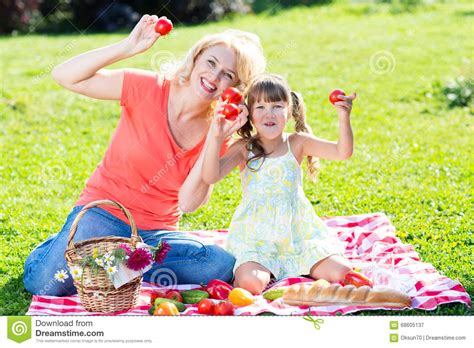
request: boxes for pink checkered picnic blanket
[26,212,471,316]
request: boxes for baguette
[282,281,411,308]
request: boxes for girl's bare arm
[300,93,356,160]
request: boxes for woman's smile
[200,77,217,94]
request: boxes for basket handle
[67,200,139,251]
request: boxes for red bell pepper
[204,279,233,300]
[343,270,373,288]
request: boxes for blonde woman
[24,14,266,296]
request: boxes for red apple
[329,89,346,105]
[165,290,184,303]
[150,290,168,305]
[221,103,240,121]
[221,87,243,105]
[154,16,173,36]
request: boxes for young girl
[202,73,361,294]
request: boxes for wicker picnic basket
[64,199,142,313]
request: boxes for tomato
[343,270,373,288]
[197,299,215,315]
[228,288,255,307]
[153,302,180,316]
[222,103,240,121]
[150,290,168,305]
[165,290,183,303]
[329,89,346,105]
[154,16,173,36]
[221,87,243,105]
[213,301,235,316]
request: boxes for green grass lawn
[0,1,472,315]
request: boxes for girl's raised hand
[334,92,357,117]
[124,15,161,56]
[210,100,249,140]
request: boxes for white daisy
[103,253,115,265]
[54,269,69,283]
[105,265,118,275]
[95,258,105,267]
[69,266,83,280]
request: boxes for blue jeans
[23,206,235,296]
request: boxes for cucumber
[148,305,156,315]
[262,288,286,301]
[153,298,186,312]
[181,290,209,304]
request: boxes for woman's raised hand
[124,14,161,56]
[210,100,249,140]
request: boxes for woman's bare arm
[51,14,161,100]
[178,136,217,213]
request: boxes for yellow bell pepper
[228,288,255,307]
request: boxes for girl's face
[251,98,289,140]
[189,44,238,101]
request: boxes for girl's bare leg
[233,261,272,295]
[310,254,353,283]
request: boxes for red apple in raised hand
[329,89,346,105]
[154,16,173,35]
[221,87,243,105]
[222,103,240,121]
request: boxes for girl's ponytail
[291,91,320,181]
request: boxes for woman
[23,14,266,296]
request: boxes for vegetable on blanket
[197,299,215,315]
[342,270,373,288]
[165,290,184,302]
[150,290,168,305]
[263,288,286,301]
[228,288,255,307]
[203,279,233,300]
[213,301,235,315]
[181,290,209,304]
[154,298,186,312]
[153,302,180,316]
[150,289,183,305]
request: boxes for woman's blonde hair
[237,73,320,181]
[168,29,266,91]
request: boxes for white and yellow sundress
[226,134,345,279]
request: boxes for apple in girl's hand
[154,16,173,35]
[221,87,243,105]
[222,103,240,121]
[329,89,346,105]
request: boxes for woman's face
[251,99,289,140]
[190,44,238,101]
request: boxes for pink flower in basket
[126,248,154,271]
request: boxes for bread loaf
[282,281,411,308]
